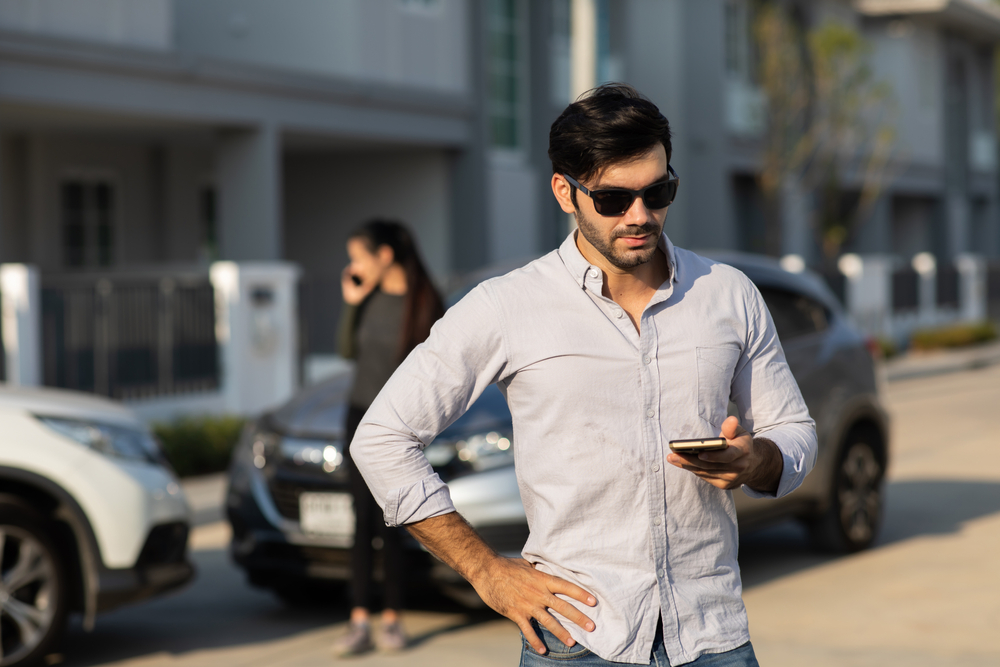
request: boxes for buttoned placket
[637,289,685,657]
[584,263,683,657]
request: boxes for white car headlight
[279,436,345,473]
[37,415,163,465]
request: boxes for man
[351,83,817,666]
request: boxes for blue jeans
[519,620,760,666]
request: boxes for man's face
[554,145,671,272]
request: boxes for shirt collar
[558,230,679,291]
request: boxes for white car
[0,385,194,667]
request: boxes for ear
[551,173,578,215]
[376,244,395,266]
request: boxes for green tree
[753,3,897,265]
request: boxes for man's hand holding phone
[667,416,783,494]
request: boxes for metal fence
[820,270,846,307]
[989,262,1000,321]
[41,271,218,400]
[892,267,919,312]
[936,264,959,308]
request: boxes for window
[758,286,830,342]
[487,0,526,149]
[61,180,115,268]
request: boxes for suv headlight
[424,430,513,473]
[238,424,345,474]
[37,416,163,465]
[279,436,345,473]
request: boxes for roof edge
[855,0,1000,41]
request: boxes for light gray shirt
[351,232,817,665]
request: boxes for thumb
[719,415,743,440]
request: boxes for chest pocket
[696,346,741,429]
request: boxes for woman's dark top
[338,289,405,410]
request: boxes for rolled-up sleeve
[731,279,818,499]
[350,282,510,526]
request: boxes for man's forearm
[405,511,500,587]
[745,436,783,495]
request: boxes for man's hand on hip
[473,556,597,654]
[666,415,784,494]
[406,512,596,655]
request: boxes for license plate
[299,492,355,538]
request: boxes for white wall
[0,0,173,50]
[174,0,469,94]
[283,149,453,284]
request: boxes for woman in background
[333,219,445,656]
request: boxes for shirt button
[614,309,623,319]
[657,569,665,578]
[646,409,655,418]
[588,268,599,278]
[653,517,661,526]
[652,463,660,472]
[643,356,651,365]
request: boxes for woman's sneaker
[377,621,408,652]
[332,621,373,657]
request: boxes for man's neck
[576,233,671,331]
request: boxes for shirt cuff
[382,473,456,527]
[741,428,813,499]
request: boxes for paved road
[54,362,1000,667]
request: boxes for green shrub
[153,415,246,478]
[876,337,898,360]
[909,321,998,352]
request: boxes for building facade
[0,0,997,407]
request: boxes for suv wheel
[0,499,69,667]
[808,436,884,553]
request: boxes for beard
[575,210,663,270]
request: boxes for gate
[41,271,218,400]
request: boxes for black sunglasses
[563,166,679,217]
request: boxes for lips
[618,234,652,248]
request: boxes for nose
[622,194,656,225]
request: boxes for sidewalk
[883,339,1000,382]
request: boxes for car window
[757,286,830,342]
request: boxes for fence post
[837,254,892,337]
[210,261,300,416]
[912,252,937,327]
[955,253,987,323]
[0,264,42,386]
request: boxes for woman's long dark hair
[349,219,445,359]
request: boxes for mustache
[612,223,661,239]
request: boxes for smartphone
[668,437,728,454]
[350,274,363,286]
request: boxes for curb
[884,341,1000,382]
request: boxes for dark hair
[548,83,672,203]
[349,219,445,359]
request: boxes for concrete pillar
[838,253,892,337]
[217,125,282,261]
[912,252,937,326]
[210,261,300,416]
[0,264,41,386]
[956,253,987,322]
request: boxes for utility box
[210,262,300,416]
